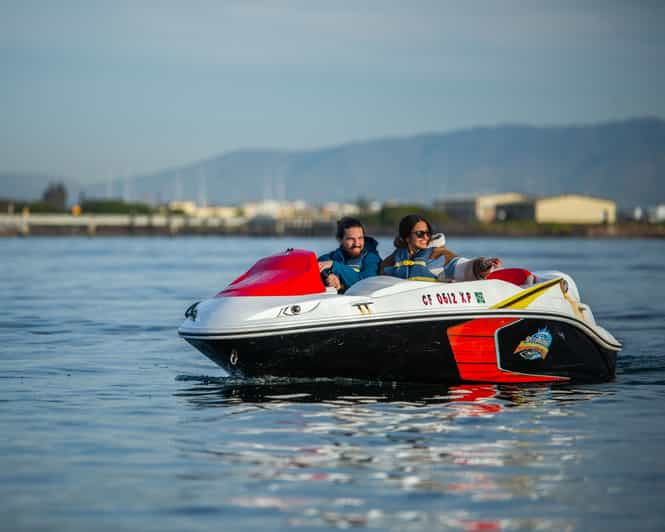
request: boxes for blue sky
[2,0,664,182]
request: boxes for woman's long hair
[394,214,432,248]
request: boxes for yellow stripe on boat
[491,277,562,310]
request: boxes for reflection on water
[174,377,612,529]
[176,374,611,405]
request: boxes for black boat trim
[179,309,621,350]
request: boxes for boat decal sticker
[514,328,553,360]
[278,301,321,317]
[491,277,562,310]
[421,290,485,307]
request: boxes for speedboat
[178,249,620,383]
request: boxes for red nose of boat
[218,249,326,297]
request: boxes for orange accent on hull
[448,318,569,383]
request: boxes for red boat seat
[219,249,326,297]
[486,268,535,286]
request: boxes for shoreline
[1,212,663,238]
[1,221,663,239]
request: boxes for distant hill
[2,118,664,208]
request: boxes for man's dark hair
[336,217,365,240]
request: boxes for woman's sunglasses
[411,230,431,238]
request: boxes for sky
[1,0,664,182]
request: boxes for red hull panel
[447,318,570,383]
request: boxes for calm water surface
[1,236,664,531]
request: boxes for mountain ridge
[2,117,664,208]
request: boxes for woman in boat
[380,214,501,281]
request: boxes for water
[1,236,664,531]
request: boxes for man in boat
[318,217,381,292]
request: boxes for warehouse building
[534,194,616,224]
[434,193,528,222]
[497,194,617,224]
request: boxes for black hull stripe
[179,310,621,350]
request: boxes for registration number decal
[421,290,485,306]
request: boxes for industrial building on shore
[435,193,617,225]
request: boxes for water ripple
[3,237,665,532]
